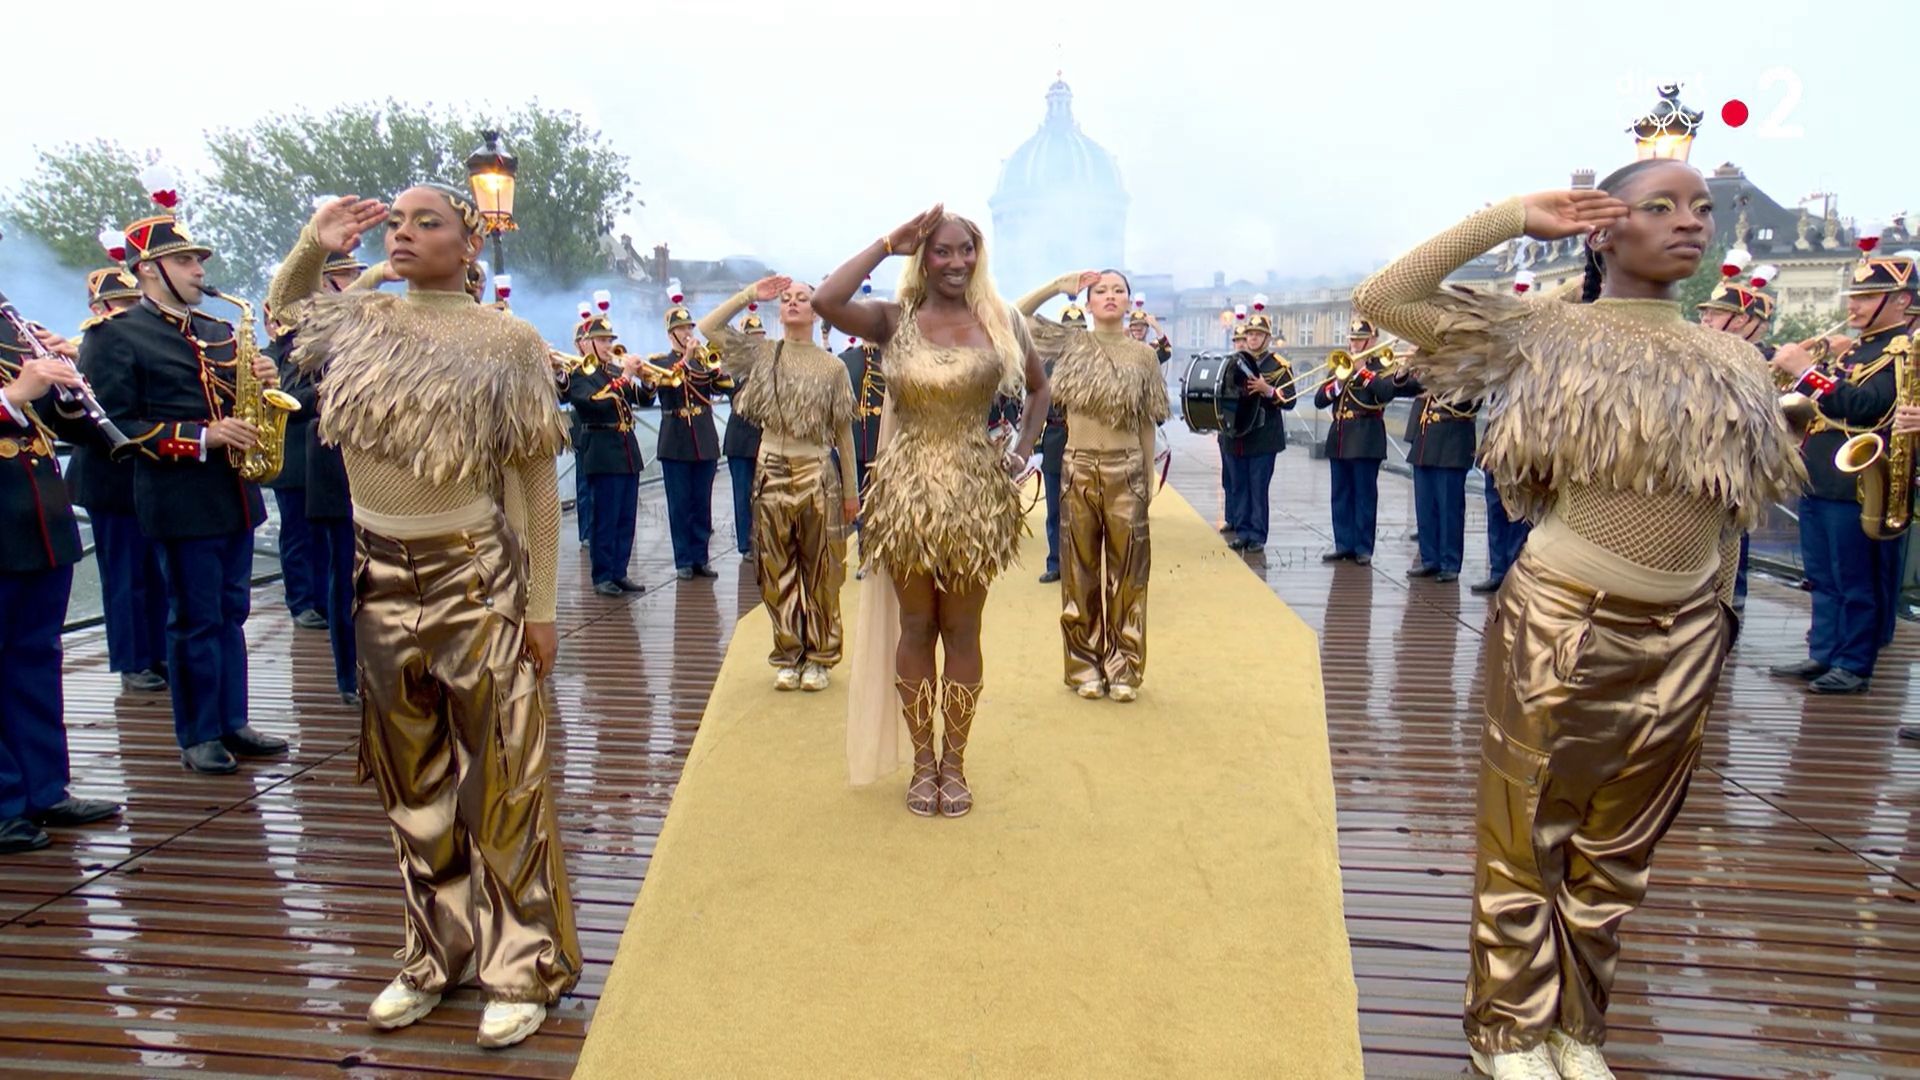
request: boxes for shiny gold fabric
[1060,448,1152,689]
[753,452,847,667]
[1466,550,1732,1053]
[353,512,581,1005]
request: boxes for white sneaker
[477,1000,546,1049]
[1546,1031,1614,1080]
[367,976,441,1030]
[1469,1044,1561,1080]
[799,663,830,692]
[774,666,801,691]
[1107,683,1138,703]
[1075,681,1106,700]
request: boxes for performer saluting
[701,276,861,693]
[1314,318,1395,565]
[1353,163,1801,1079]
[272,189,579,1048]
[1014,273,1094,583]
[84,188,290,776]
[565,300,654,596]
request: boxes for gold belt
[0,434,52,459]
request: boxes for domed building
[989,78,1128,301]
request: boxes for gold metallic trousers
[1466,550,1732,1053]
[1060,448,1152,688]
[753,452,847,667]
[353,513,581,1005]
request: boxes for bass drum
[1180,353,1234,433]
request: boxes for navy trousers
[1043,467,1063,574]
[587,472,640,584]
[1328,457,1381,558]
[1800,495,1886,677]
[272,488,320,615]
[1734,533,1751,605]
[574,468,594,544]
[1876,535,1906,647]
[157,531,254,748]
[661,458,719,570]
[728,456,755,555]
[92,510,169,674]
[317,520,357,695]
[1484,477,1532,580]
[1220,449,1244,535]
[1235,453,1277,546]
[0,566,74,818]
[1412,465,1468,573]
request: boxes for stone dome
[992,80,1126,205]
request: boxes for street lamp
[465,129,517,298]
[1630,84,1702,162]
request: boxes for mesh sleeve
[504,455,561,623]
[1352,197,1527,353]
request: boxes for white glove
[1025,452,1043,474]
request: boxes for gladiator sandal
[937,679,982,818]
[897,678,940,817]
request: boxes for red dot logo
[1721,99,1750,127]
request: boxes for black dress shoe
[0,817,50,855]
[593,580,623,597]
[1768,658,1830,681]
[340,691,363,707]
[120,669,167,692]
[1435,571,1460,583]
[615,577,647,593]
[676,567,695,581]
[181,741,239,775]
[293,609,329,630]
[32,797,120,828]
[693,564,720,579]
[1470,576,1504,595]
[1899,725,1920,744]
[1809,668,1869,695]
[1038,570,1061,583]
[1320,550,1354,563]
[1405,565,1440,579]
[1353,554,1372,566]
[221,725,290,757]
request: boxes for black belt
[584,423,631,432]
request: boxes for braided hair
[1579,159,1669,303]
[416,181,486,236]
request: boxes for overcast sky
[5,0,1902,290]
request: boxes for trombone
[1295,340,1399,386]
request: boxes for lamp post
[465,129,518,301]
[1630,84,1702,162]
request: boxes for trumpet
[1297,341,1398,386]
[1773,319,1853,390]
[1775,320,1854,435]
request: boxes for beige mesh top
[1351,197,1803,604]
[270,226,569,622]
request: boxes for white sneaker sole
[477,1009,544,1049]
[368,991,441,1031]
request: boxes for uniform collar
[141,295,193,325]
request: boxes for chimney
[652,243,671,285]
[1713,162,1743,179]
[1570,169,1596,190]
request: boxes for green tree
[0,139,170,270]
[464,103,638,290]
[1772,307,1846,347]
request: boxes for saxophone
[1834,334,1916,539]
[202,285,301,483]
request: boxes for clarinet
[0,288,133,453]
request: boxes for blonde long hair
[894,213,1025,395]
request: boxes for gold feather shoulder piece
[735,339,855,445]
[1415,288,1805,531]
[290,291,570,485]
[1050,329,1170,430]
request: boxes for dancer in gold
[700,276,860,692]
[1352,162,1802,1079]
[1017,270,1168,701]
[270,188,579,1049]
[815,205,1049,818]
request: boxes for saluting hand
[311,196,390,255]
[884,204,945,258]
[1519,189,1630,240]
[1055,270,1101,296]
[752,275,791,302]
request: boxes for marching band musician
[699,276,861,693]
[1768,249,1916,695]
[0,294,122,853]
[1126,302,1174,364]
[1221,298,1296,552]
[565,299,653,596]
[1696,255,1780,610]
[69,258,169,692]
[650,289,732,580]
[1217,311,1249,537]
[1013,272,1093,583]
[1394,357,1478,584]
[1313,317,1396,566]
[722,305,767,562]
[84,191,290,775]
[839,334,885,500]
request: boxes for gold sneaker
[477,1000,546,1049]
[1546,1031,1614,1080]
[774,666,801,691]
[367,976,440,1030]
[1469,1044,1561,1079]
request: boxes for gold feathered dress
[1352,196,1803,1056]
[271,227,581,1006]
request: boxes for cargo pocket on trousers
[1480,718,1549,792]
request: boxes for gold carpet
[574,486,1361,1079]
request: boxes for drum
[1181,353,1234,433]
